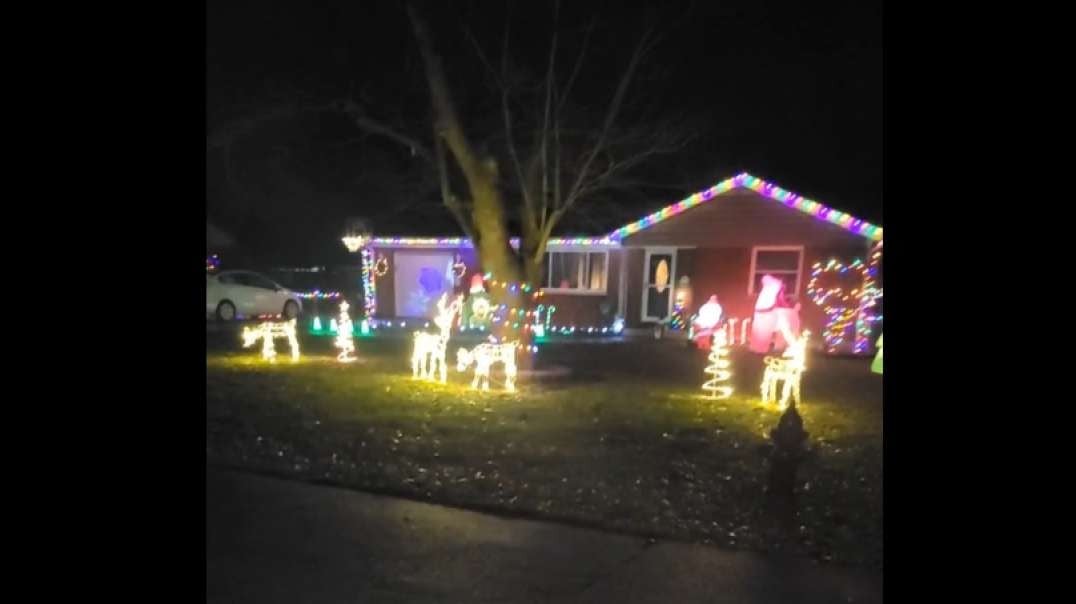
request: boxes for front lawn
[206,330,882,572]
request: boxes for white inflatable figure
[241,319,300,363]
[691,295,723,350]
[750,275,801,353]
[696,296,723,330]
[456,342,518,392]
[760,330,810,410]
[335,300,356,363]
[411,293,462,383]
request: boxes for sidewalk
[207,467,881,603]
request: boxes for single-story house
[359,172,882,340]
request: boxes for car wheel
[283,300,300,320]
[216,301,237,321]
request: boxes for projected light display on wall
[393,252,455,318]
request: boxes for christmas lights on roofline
[350,174,881,254]
[607,173,882,242]
[367,236,619,248]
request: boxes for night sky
[207,0,881,266]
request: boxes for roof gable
[609,173,882,242]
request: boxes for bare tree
[408,1,693,287]
[206,1,696,331]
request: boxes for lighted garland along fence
[306,315,626,339]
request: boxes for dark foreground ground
[208,467,882,603]
[207,325,882,576]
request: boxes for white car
[206,270,303,321]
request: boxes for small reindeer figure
[411,293,462,383]
[456,342,518,392]
[761,330,810,409]
[241,319,300,363]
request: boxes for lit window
[749,247,803,295]
[543,251,608,293]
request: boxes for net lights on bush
[334,301,357,362]
[241,320,300,363]
[607,173,882,242]
[854,244,883,354]
[702,330,734,399]
[807,258,869,353]
[806,249,882,354]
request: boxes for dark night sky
[207,0,881,266]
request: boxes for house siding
[620,188,873,335]
[539,249,623,328]
[370,245,620,327]
[622,189,870,249]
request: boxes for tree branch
[538,0,559,237]
[557,16,596,115]
[499,2,536,233]
[554,28,655,230]
[206,99,434,163]
[408,3,491,187]
[462,25,502,91]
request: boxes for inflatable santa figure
[691,295,724,350]
[749,274,802,353]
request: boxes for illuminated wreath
[374,255,389,277]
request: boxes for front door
[642,248,676,322]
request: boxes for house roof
[609,172,882,242]
[367,172,881,248]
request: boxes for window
[543,251,608,293]
[643,249,676,320]
[234,272,279,290]
[749,246,803,295]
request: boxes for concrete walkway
[207,467,881,603]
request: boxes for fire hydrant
[768,405,810,498]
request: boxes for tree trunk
[409,2,521,284]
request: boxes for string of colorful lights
[368,237,620,248]
[608,172,882,242]
[854,244,883,354]
[295,290,342,300]
[806,252,882,354]
[360,247,377,317]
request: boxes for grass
[206,328,882,572]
